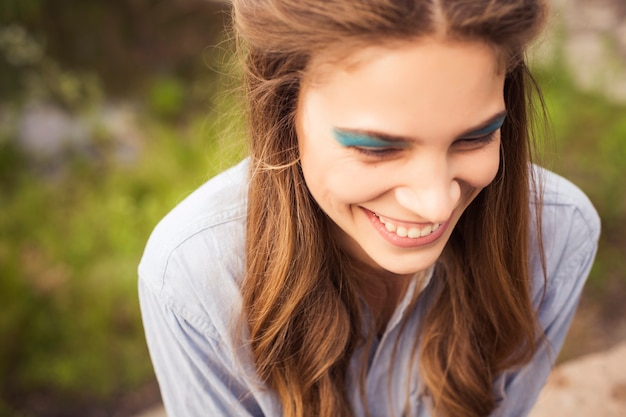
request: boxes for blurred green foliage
[534,63,626,297]
[0,114,246,415]
[0,0,240,415]
[0,1,625,416]
[0,0,229,98]
[147,76,186,119]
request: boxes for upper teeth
[377,214,441,238]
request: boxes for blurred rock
[541,0,626,103]
[134,405,166,417]
[11,101,143,172]
[17,102,89,159]
[530,342,626,417]
[97,103,144,163]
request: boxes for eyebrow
[334,110,508,144]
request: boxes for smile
[362,208,449,248]
[375,214,442,238]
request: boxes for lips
[362,208,449,248]
[376,213,442,238]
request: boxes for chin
[368,250,442,277]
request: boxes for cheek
[460,144,501,189]
[299,143,391,208]
[301,157,389,207]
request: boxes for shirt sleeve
[137,160,279,416]
[491,172,601,417]
[139,278,271,417]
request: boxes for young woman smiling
[138,1,601,416]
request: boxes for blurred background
[0,0,624,416]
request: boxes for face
[296,38,505,277]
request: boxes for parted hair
[233,1,548,416]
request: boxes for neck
[358,269,425,336]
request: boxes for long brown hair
[234,1,548,416]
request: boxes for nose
[394,168,461,224]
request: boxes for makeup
[332,128,408,148]
[465,114,506,138]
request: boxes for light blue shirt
[138,158,600,416]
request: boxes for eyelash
[456,129,499,148]
[352,147,402,158]
[351,130,499,159]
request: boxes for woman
[138,0,600,416]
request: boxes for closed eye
[349,130,499,157]
[454,113,506,149]
[454,129,500,150]
[350,146,403,158]
[332,128,408,159]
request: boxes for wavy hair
[234,1,548,416]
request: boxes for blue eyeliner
[467,115,507,137]
[332,128,405,148]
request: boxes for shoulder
[531,165,600,260]
[138,158,250,337]
[528,165,601,306]
[532,165,600,238]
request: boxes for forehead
[298,38,506,139]
[303,37,504,88]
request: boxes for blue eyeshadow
[332,129,402,148]
[467,115,507,137]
